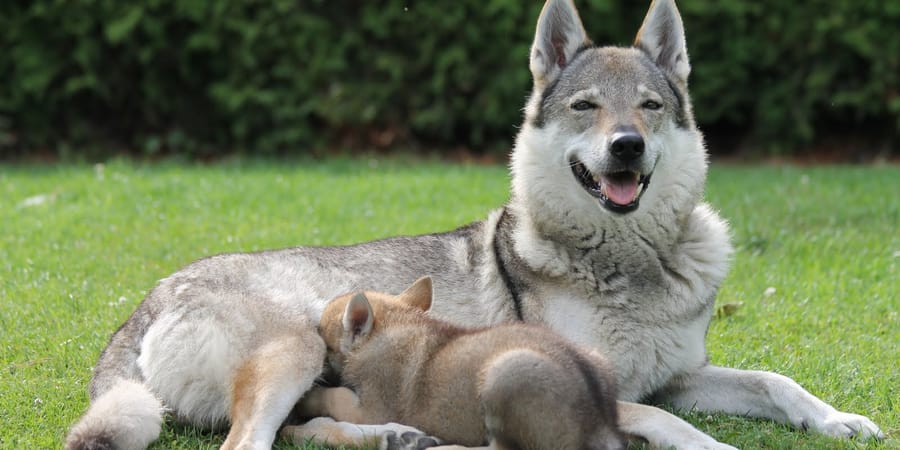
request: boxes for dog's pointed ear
[634,0,691,86]
[530,0,591,89]
[398,276,433,312]
[342,293,374,343]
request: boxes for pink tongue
[600,175,639,205]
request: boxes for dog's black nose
[610,133,645,161]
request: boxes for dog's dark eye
[642,100,662,110]
[571,100,596,111]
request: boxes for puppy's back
[475,325,624,450]
[412,323,624,449]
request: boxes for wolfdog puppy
[289,277,625,450]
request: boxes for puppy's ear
[398,276,433,312]
[634,0,691,85]
[342,293,374,344]
[530,0,591,89]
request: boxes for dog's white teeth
[635,182,644,197]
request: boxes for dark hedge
[1,0,897,158]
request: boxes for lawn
[0,158,896,449]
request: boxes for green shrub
[1,0,896,158]
[684,0,900,153]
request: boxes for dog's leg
[658,364,884,440]
[220,331,325,450]
[617,401,737,450]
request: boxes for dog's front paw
[815,411,884,440]
[379,430,442,450]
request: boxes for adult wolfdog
[67,0,883,449]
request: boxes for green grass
[0,158,897,449]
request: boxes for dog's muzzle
[572,163,651,213]
[570,132,652,213]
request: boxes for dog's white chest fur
[541,289,709,402]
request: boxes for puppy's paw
[379,430,442,450]
[816,411,884,440]
[282,417,373,446]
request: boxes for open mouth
[571,160,651,213]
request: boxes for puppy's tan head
[319,276,433,372]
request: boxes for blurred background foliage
[1,0,897,159]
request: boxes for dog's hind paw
[379,430,442,450]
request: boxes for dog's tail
[66,314,164,450]
[65,378,164,450]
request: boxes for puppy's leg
[657,364,884,440]
[296,386,367,423]
[220,331,325,450]
[282,417,430,449]
[289,386,443,449]
[617,401,737,450]
[421,446,489,450]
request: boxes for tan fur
[282,416,426,449]
[304,277,625,450]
